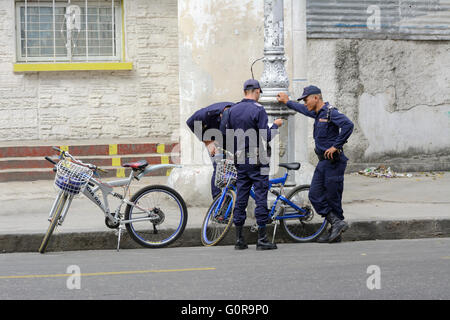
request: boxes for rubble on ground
[357,165,445,179]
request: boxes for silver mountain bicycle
[39,147,188,253]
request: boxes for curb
[1,219,450,254]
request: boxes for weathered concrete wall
[172,0,299,206]
[0,0,179,143]
[307,39,450,172]
[172,0,270,205]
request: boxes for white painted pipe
[291,0,314,184]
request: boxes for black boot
[316,228,342,243]
[256,225,277,250]
[327,212,348,243]
[316,215,341,243]
[234,225,248,250]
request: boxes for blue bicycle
[201,156,328,246]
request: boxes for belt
[315,148,341,163]
[316,152,326,161]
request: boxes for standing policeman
[277,86,354,243]
[186,101,234,199]
[223,79,283,250]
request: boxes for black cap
[297,85,321,101]
[243,79,263,93]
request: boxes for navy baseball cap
[243,79,263,93]
[297,85,321,101]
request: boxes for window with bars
[15,1,122,62]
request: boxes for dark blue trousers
[233,164,270,227]
[308,159,347,220]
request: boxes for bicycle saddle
[279,162,301,171]
[122,160,149,171]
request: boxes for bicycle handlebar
[50,146,107,173]
[45,156,57,165]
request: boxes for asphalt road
[1,238,449,301]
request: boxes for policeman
[277,86,354,243]
[223,79,283,250]
[186,101,234,199]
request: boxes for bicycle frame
[80,164,182,226]
[262,173,310,221]
[41,146,188,253]
[215,169,310,222]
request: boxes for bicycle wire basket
[54,159,93,196]
[214,159,237,188]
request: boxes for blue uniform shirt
[186,102,234,141]
[286,100,354,156]
[223,99,278,157]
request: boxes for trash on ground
[356,165,445,179]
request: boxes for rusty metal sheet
[307,0,450,40]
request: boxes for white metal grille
[16,0,121,62]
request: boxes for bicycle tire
[125,185,188,248]
[38,193,68,254]
[201,190,235,246]
[279,185,328,242]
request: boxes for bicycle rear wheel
[201,190,235,246]
[39,192,68,254]
[125,185,188,248]
[279,185,328,242]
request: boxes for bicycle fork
[47,190,74,226]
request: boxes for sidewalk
[0,172,449,253]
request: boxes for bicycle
[200,149,328,246]
[39,147,188,253]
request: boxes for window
[15,1,122,62]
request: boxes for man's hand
[276,92,289,104]
[324,146,338,159]
[204,141,217,156]
[274,118,284,127]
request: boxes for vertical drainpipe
[292,0,314,184]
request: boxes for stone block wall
[0,0,180,143]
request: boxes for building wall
[307,38,450,172]
[178,0,271,167]
[176,0,450,176]
[0,0,179,143]
[1,0,448,176]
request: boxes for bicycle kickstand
[272,222,278,244]
[116,224,125,252]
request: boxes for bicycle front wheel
[39,192,68,254]
[125,185,188,248]
[279,185,328,242]
[201,190,235,246]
